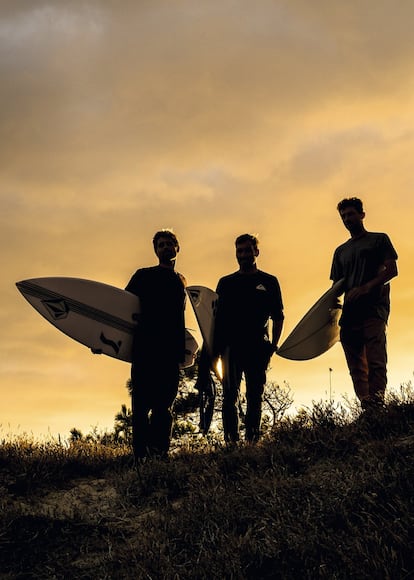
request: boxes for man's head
[235,233,259,272]
[153,229,179,266]
[337,197,364,214]
[337,197,365,235]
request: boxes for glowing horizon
[1,1,413,439]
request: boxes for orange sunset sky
[1,1,413,439]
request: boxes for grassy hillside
[1,391,413,579]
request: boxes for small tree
[229,380,294,438]
[114,403,133,444]
[263,381,294,426]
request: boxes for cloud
[3,0,414,192]
[1,0,414,437]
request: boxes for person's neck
[158,261,176,270]
[350,226,367,240]
[239,265,258,274]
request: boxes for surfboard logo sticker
[99,332,122,354]
[42,298,70,320]
[188,288,201,306]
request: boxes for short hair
[337,197,364,214]
[235,233,259,250]
[152,229,179,251]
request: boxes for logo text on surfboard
[100,332,122,355]
[42,299,69,320]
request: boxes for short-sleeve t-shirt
[125,266,186,363]
[330,232,398,324]
[213,270,284,353]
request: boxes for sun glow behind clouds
[1,0,414,438]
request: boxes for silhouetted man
[213,234,284,442]
[126,229,186,460]
[330,197,398,411]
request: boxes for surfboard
[187,285,219,433]
[186,285,218,358]
[16,277,198,368]
[277,279,344,361]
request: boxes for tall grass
[1,386,413,579]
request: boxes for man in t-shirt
[330,197,398,411]
[213,234,284,443]
[125,230,186,460]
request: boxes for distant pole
[329,368,333,402]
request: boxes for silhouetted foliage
[1,384,413,578]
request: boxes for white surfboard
[186,285,218,358]
[187,285,220,428]
[277,279,344,361]
[16,277,198,368]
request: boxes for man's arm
[271,318,284,351]
[269,276,284,352]
[346,258,398,302]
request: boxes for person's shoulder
[334,238,352,259]
[363,231,396,248]
[132,265,159,277]
[125,266,155,292]
[367,231,391,241]
[218,271,239,283]
[176,271,187,287]
[257,269,277,279]
[131,265,163,281]
[334,238,351,254]
[216,271,239,291]
[256,270,280,284]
